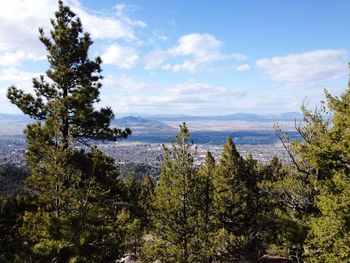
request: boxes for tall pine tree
[214,138,264,261]
[6,1,130,261]
[146,123,204,262]
[196,151,217,261]
[7,0,130,148]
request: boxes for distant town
[0,114,298,175]
[0,135,291,168]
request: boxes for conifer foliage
[290,87,350,262]
[214,138,267,261]
[148,123,203,262]
[3,1,350,262]
[7,0,130,147]
[5,1,130,262]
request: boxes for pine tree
[195,151,217,261]
[213,138,263,261]
[146,123,203,262]
[258,157,307,261]
[305,170,350,262]
[214,137,244,260]
[0,194,33,262]
[18,112,127,261]
[122,174,155,257]
[6,1,130,261]
[139,174,155,229]
[290,86,350,262]
[7,0,130,148]
[273,65,350,261]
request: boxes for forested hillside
[1,2,350,262]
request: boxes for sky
[0,0,350,116]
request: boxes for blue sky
[0,0,349,116]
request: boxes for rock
[117,253,136,263]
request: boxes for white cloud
[112,79,316,115]
[0,0,55,55]
[0,0,145,66]
[0,51,45,67]
[147,31,169,46]
[102,75,149,90]
[235,64,251,72]
[230,53,247,61]
[72,2,146,41]
[112,81,247,114]
[113,3,146,28]
[0,67,47,97]
[170,33,224,63]
[143,33,246,72]
[124,82,234,108]
[101,44,139,69]
[0,67,39,83]
[0,67,44,113]
[76,12,136,40]
[167,61,199,73]
[144,50,169,69]
[256,49,348,83]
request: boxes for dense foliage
[288,88,350,262]
[2,1,350,262]
[3,1,130,262]
[0,164,28,196]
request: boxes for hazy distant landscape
[0,112,301,145]
[0,112,300,167]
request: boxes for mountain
[0,113,31,122]
[142,112,304,122]
[112,116,159,125]
[0,114,31,135]
[0,112,304,135]
[0,112,304,123]
[279,112,304,120]
[220,112,304,121]
[112,116,175,134]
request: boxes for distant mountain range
[111,116,175,133]
[140,112,304,122]
[0,112,304,135]
[112,116,161,125]
[0,113,31,122]
[0,112,303,123]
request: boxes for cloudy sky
[0,0,349,116]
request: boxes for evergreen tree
[214,137,245,260]
[258,157,307,262]
[195,151,217,262]
[289,86,350,262]
[6,1,130,261]
[122,174,155,257]
[274,65,350,261]
[0,194,33,262]
[7,0,130,148]
[146,123,203,262]
[305,170,350,262]
[0,164,28,196]
[213,138,263,261]
[139,174,155,229]
[19,112,126,261]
